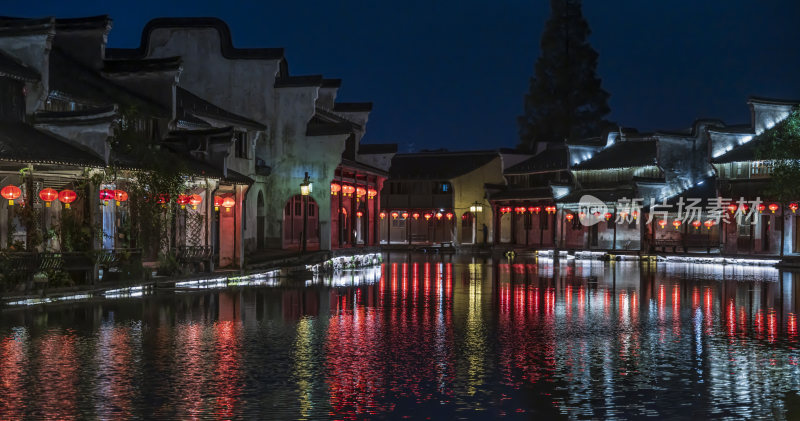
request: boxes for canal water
[2,253,800,419]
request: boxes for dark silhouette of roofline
[105,17,284,61]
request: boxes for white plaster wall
[0,33,51,112]
[36,121,112,163]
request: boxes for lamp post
[469,201,483,244]
[300,172,312,253]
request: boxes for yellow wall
[450,156,505,245]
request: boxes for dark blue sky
[10,0,800,151]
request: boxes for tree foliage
[518,0,613,152]
[756,108,800,202]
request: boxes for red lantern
[367,188,377,199]
[356,187,366,198]
[99,189,114,205]
[445,212,453,220]
[515,206,526,214]
[727,204,738,214]
[769,203,779,213]
[658,219,667,229]
[741,203,750,212]
[213,196,224,211]
[189,194,202,210]
[704,220,714,230]
[157,194,170,208]
[58,189,77,209]
[424,213,432,220]
[692,220,702,229]
[604,212,612,221]
[176,194,191,209]
[113,189,128,205]
[379,211,387,220]
[565,213,574,221]
[412,212,420,220]
[391,211,399,219]
[545,206,556,214]
[401,211,409,219]
[330,183,341,195]
[342,185,355,197]
[672,219,682,229]
[632,210,639,219]
[757,203,766,213]
[356,211,363,218]
[1,185,21,205]
[38,188,57,207]
[578,211,586,219]
[436,212,443,220]
[619,211,628,220]
[221,196,235,212]
[790,203,798,213]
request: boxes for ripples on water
[2,254,800,419]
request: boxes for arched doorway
[257,191,265,249]
[460,212,474,244]
[282,195,320,250]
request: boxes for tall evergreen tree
[518,0,613,152]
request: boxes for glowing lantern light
[114,189,128,205]
[757,203,766,213]
[330,183,341,195]
[367,188,377,199]
[741,204,750,212]
[790,203,798,213]
[545,206,556,214]
[658,219,667,229]
[213,196,224,211]
[672,219,682,229]
[342,185,355,197]
[380,211,387,219]
[529,206,541,214]
[99,189,114,205]
[177,194,191,209]
[565,213,574,221]
[58,189,77,209]
[401,211,409,219]
[515,206,526,214]
[38,188,57,207]
[356,211,363,218]
[704,220,714,230]
[221,196,235,212]
[391,211,399,219]
[412,212,420,220]
[189,194,202,210]
[424,213,432,220]
[692,220,702,229]
[436,212,443,220]
[1,185,21,206]
[632,210,639,219]
[769,203,779,213]
[578,211,585,219]
[356,187,366,198]
[619,211,629,220]
[445,212,453,220]
[604,212,612,221]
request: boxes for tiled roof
[49,47,170,117]
[389,151,498,180]
[489,187,554,201]
[572,140,658,170]
[556,188,636,204]
[711,139,762,163]
[176,87,265,130]
[358,143,398,154]
[0,50,39,81]
[505,147,568,174]
[0,121,104,167]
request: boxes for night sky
[9,0,800,152]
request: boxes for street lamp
[300,172,312,252]
[469,201,483,244]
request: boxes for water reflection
[1,255,800,418]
